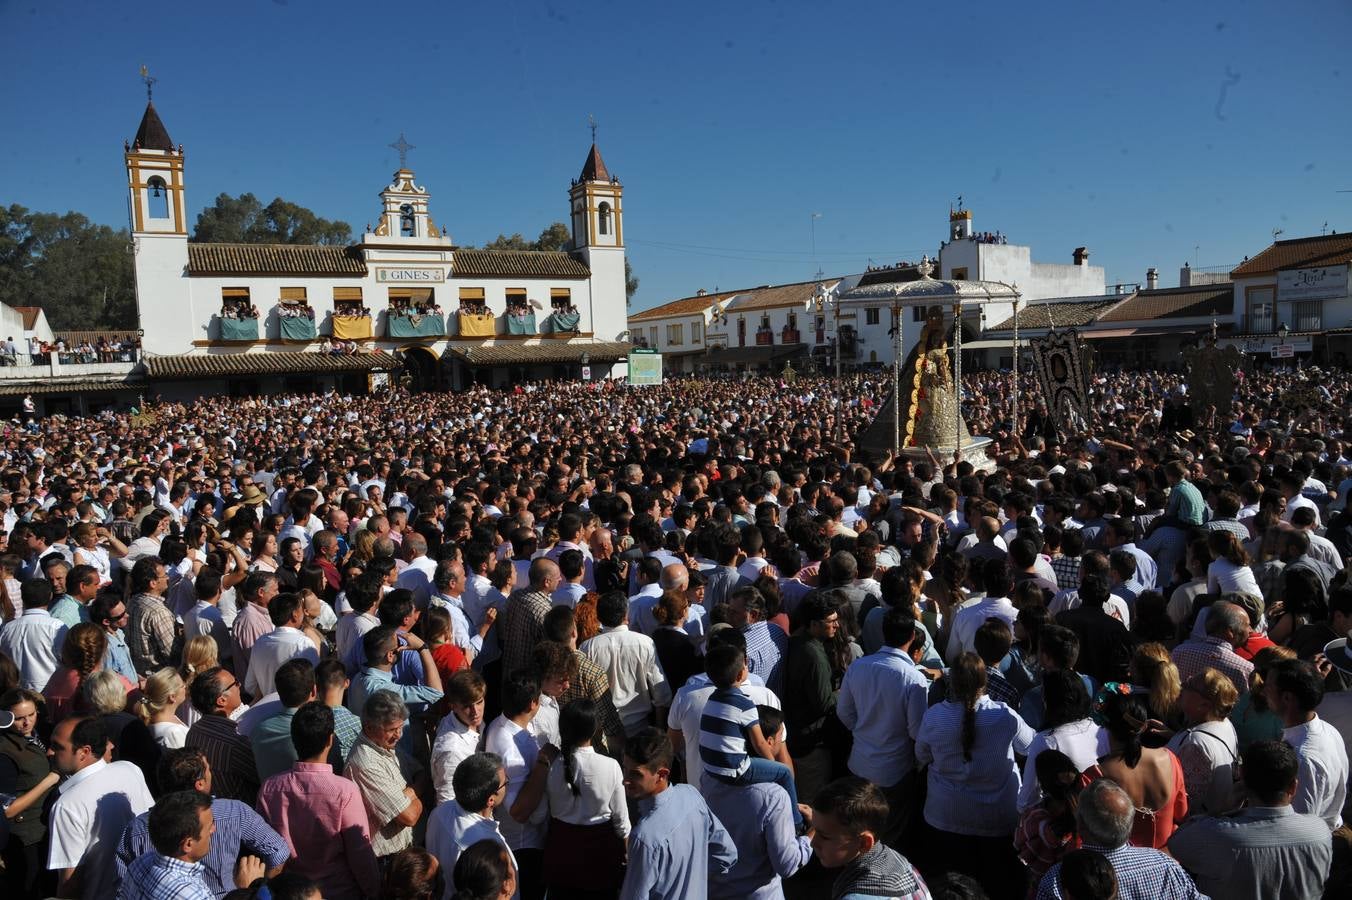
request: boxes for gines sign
[375,268,446,283]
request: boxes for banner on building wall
[1029,329,1091,428]
[628,349,663,385]
[1278,265,1348,302]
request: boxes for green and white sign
[628,349,663,385]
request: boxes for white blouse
[546,746,631,838]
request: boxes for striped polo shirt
[698,685,758,778]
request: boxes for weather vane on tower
[588,114,598,143]
[140,65,156,101]
[389,133,415,169]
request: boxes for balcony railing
[781,327,801,344]
[1292,301,1322,333]
[755,330,774,346]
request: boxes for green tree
[191,193,352,245]
[625,258,638,307]
[0,205,136,330]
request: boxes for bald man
[500,558,561,687]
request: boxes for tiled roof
[452,249,590,279]
[988,298,1120,331]
[133,101,174,151]
[13,307,42,330]
[629,292,732,322]
[1099,284,1233,322]
[145,351,397,379]
[726,281,838,313]
[55,330,140,344]
[187,243,367,277]
[855,265,925,288]
[579,143,610,182]
[453,340,633,366]
[1231,234,1352,277]
[0,376,141,397]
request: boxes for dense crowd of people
[0,364,1349,900]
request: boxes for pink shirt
[231,602,274,676]
[256,761,381,900]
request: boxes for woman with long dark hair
[1014,749,1084,897]
[916,652,1034,899]
[451,840,516,900]
[542,700,628,899]
[1017,670,1106,812]
[0,687,59,896]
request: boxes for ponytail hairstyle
[947,652,988,762]
[1091,683,1149,768]
[61,622,107,689]
[559,699,598,797]
[180,635,219,685]
[450,839,514,900]
[1034,749,1084,834]
[137,667,184,725]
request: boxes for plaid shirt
[560,650,627,755]
[127,592,178,676]
[985,668,1022,708]
[499,589,551,687]
[1171,635,1254,696]
[186,713,260,805]
[1035,842,1204,899]
[331,703,363,767]
[742,621,787,695]
[1050,555,1081,593]
[118,854,213,900]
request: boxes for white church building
[122,98,632,398]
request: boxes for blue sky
[3,0,1350,311]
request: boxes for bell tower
[568,139,627,340]
[570,143,623,250]
[125,100,187,236]
[125,82,191,356]
[365,134,449,245]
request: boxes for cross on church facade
[389,133,415,168]
[588,114,597,143]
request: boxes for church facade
[124,100,632,397]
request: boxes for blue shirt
[621,784,737,900]
[49,595,89,629]
[347,666,443,717]
[701,777,811,900]
[1036,842,1204,900]
[104,629,138,683]
[117,854,213,900]
[117,799,290,899]
[252,708,300,782]
[837,647,931,788]
[916,696,1035,837]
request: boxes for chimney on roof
[696,289,707,296]
[1073,247,1089,266]
[1146,267,1159,290]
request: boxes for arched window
[598,202,611,236]
[400,204,416,237]
[147,177,169,219]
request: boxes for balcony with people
[216,295,260,341]
[277,299,318,342]
[505,292,538,335]
[387,292,445,339]
[543,292,580,334]
[0,333,142,379]
[755,320,774,346]
[330,297,373,341]
[456,290,497,338]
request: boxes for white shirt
[946,595,1018,661]
[1167,718,1241,816]
[431,712,483,804]
[335,611,379,674]
[551,582,587,608]
[546,746,630,836]
[244,626,320,698]
[1283,494,1322,527]
[1284,715,1349,830]
[668,672,781,788]
[0,608,68,691]
[580,625,671,733]
[626,584,665,637]
[72,545,112,584]
[396,556,437,608]
[48,760,154,899]
[182,600,231,663]
[1018,719,1109,812]
[426,799,516,900]
[462,574,502,667]
[484,716,547,850]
